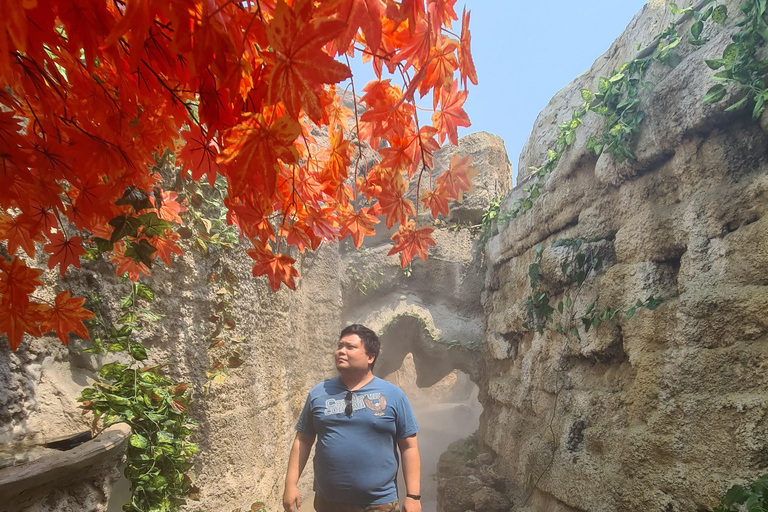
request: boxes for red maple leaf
[371,174,414,229]
[151,230,183,266]
[0,212,46,258]
[458,7,478,89]
[0,257,44,309]
[179,124,222,186]
[110,242,151,282]
[435,153,480,202]
[421,186,450,218]
[40,290,95,346]
[339,205,379,249]
[44,233,86,277]
[0,301,46,351]
[432,80,471,146]
[148,188,187,224]
[265,0,352,121]
[247,241,300,292]
[318,0,385,56]
[388,221,436,266]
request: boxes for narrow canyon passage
[385,355,482,512]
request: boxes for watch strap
[406,494,421,500]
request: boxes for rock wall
[0,240,343,512]
[478,0,768,511]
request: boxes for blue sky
[347,0,649,184]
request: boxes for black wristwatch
[406,494,421,500]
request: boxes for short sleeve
[295,393,316,436]
[394,392,419,438]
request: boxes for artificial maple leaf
[279,218,314,253]
[0,257,44,309]
[318,0,385,56]
[44,233,85,277]
[265,0,352,121]
[436,153,480,202]
[418,37,459,99]
[220,113,301,193]
[179,124,222,186]
[458,7,478,88]
[151,230,183,266]
[148,188,187,224]
[432,80,471,146]
[110,242,151,282]
[371,173,414,229]
[41,290,95,346]
[322,128,352,181]
[0,212,46,258]
[428,0,459,36]
[247,241,300,292]
[388,221,436,266]
[421,186,450,218]
[0,300,46,351]
[339,205,379,249]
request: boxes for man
[283,324,422,512]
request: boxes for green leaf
[688,38,710,46]
[561,262,571,276]
[156,431,174,444]
[609,73,625,83]
[118,311,138,324]
[702,84,727,104]
[136,283,155,301]
[120,294,134,309]
[598,77,610,93]
[124,239,157,267]
[99,362,128,381]
[107,339,129,352]
[725,95,749,112]
[585,301,596,315]
[130,434,149,449]
[723,43,740,62]
[691,20,704,39]
[705,59,726,70]
[712,4,728,24]
[115,186,153,212]
[581,89,595,102]
[139,309,165,322]
[582,317,592,332]
[129,343,148,361]
[625,306,637,320]
[570,327,581,340]
[108,215,142,243]
[92,237,114,254]
[138,212,176,238]
[558,301,564,314]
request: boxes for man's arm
[397,434,422,512]
[283,431,315,512]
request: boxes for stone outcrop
[475,0,768,511]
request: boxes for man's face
[335,334,374,373]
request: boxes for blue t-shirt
[295,376,419,505]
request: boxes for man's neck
[339,369,375,391]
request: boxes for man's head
[335,324,380,373]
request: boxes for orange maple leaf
[318,0,385,56]
[151,230,183,266]
[435,153,480,202]
[265,0,352,121]
[148,188,187,224]
[458,7,478,89]
[44,233,85,277]
[0,212,46,258]
[421,186,450,218]
[110,242,151,282]
[371,174,414,229]
[179,124,222,186]
[220,113,301,193]
[247,241,300,292]
[388,221,436,266]
[339,205,379,249]
[0,301,46,351]
[432,80,471,146]
[41,290,95,346]
[0,257,44,309]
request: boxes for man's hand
[283,484,301,512]
[402,496,422,512]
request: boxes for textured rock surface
[478,0,768,511]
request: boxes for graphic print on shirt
[364,394,387,416]
[323,392,387,415]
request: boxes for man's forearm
[285,432,314,487]
[399,437,421,495]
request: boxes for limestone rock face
[479,1,768,511]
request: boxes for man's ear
[367,352,375,365]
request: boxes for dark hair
[339,324,380,370]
